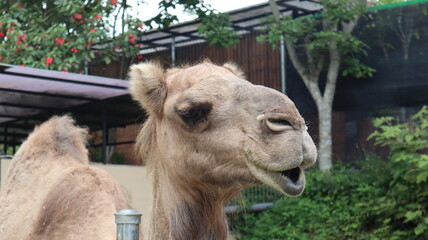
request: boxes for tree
[0,0,239,76]
[258,0,375,171]
[369,0,428,60]
[0,0,133,73]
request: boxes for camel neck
[149,167,231,240]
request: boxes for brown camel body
[129,61,317,239]
[0,116,132,240]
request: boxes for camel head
[129,61,317,197]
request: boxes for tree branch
[343,20,357,35]
[285,40,307,79]
[285,40,322,104]
[323,42,340,104]
[304,37,314,70]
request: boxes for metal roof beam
[1,72,127,90]
[0,87,96,101]
[160,30,203,40]
[0,140,23,146]
[0,102,61,111]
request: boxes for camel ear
[223,62,246,79]
[129,62,166,115]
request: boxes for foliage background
[0,0,239,75]
[235,106,428,240]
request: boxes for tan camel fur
[129,61,317,240]
[0,116,133,240]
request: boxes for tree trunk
[317,102,333,171]
[402,37,411,60]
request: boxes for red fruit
[45,57,54,66]
[55,37,65,45]
[18,34,26,41]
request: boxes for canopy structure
[0,64,142,161]
[0,0,323,160]
[93,0,323,55]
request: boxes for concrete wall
[0,159,153,239]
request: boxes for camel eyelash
[177,102,212,125]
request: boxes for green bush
[364,106,428,239]
[235,164,374,240]
[235,106,428,240]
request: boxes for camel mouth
[273,167,305,196]
[280,167,300,184]
[257,166,305,197]
[244,147,306,196]
[245,160,305,197]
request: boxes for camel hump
[29,166,130,239]
[16,115,89,164]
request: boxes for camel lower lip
[275,167,305,196]
[245,160,306,197]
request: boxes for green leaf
[104,56,111,65]
[404,210,422,222]
[414,222,427,235]
[416,171,428,184]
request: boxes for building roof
[0,64,142,147]
[132,0,323,54]
[0,0,323,148]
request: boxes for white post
[115,209,142,240]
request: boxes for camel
[0,61,316,240]
[128,61,317,239]
[0,116,134,240]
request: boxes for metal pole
[102,103,108,164]
[171,37,176,67]
[115,209,142,240]
[280,36,287,95]
[3,127,8,154]
[269,0,287,95]
[84,60,89,75]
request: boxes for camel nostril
[266,118,293,132]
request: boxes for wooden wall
[142,32,283,91]
[88,31,373,164]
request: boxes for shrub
[364,106,428,239]
[235,164,374,240]
[235,106,428,240]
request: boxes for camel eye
[177,102,212,126]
